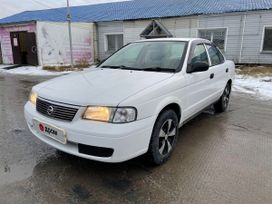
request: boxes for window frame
[198,27,228,52]
[191,43,210,65]
[261,26,272,53]
[204,43,226,66]
[104,32,124,52]
[187,40,211,73]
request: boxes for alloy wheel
[158,119,177,156]
[223,85,230,109]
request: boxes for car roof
[134,38,205,43]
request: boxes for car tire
[147,109,179,165]
[214,83,231,113]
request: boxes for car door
[205,44,228,100]
[182,42,214,120]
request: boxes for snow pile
[234,75,272,99]
[0,65,72,76]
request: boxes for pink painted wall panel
[0,23,36,64]
[37,22,94,66]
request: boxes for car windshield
[99,41,187,72]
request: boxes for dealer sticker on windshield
[33,119,67,144]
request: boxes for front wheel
[147,109,179,165]
[214,83,231,113]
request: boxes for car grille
[36,98,79,122]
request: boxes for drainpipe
[66,0,74,68]
[239,14,247,64]
[93,22,99,64]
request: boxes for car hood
[35,68,173,106]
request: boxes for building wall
[0,23,36,64]
[36,21,94,66]
[97,21,123,60]
[199,11,272,64]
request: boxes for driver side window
[191,44,209,65]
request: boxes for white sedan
[24,38,235,165]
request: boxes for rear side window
[206,44,225,66]
[191,44,209,64]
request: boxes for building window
[199,29,227,50]
[105,34,124,52]
[262,27,272,52]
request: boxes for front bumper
[24,102,156,163]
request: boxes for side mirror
[189,62,209,73]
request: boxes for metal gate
[10,31,38,65]
[26,32,38,65]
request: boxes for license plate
[33,119,67,144]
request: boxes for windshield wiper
[101,65,122,69]
[101,65,176,72]
[101,65,139,70]
[142,67,176,73]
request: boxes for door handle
[210,73,214,79]
[226,68,229,73]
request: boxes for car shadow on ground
[22,109,223,203]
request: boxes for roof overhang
[0,20,36,27]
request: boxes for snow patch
[0,65,72,76]
[234,74,272,100]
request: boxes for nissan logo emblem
[47,106,54,115]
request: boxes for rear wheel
[214,83,231,113]
[147,109,179,165]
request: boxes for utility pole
[67,0,74,68]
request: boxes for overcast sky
[0,0,127,19]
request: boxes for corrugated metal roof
[0,0,272,25]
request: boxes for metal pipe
[239,14,247,64]
[67,0,74,68]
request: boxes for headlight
[113,108,137,123]
[83,106,137,123]
[83,106,114,122]
[29,91,38,105]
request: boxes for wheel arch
[154,97,183,124]
[227,79,232,86]
[158,103,182,123]
[227,79,232,93]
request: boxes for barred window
[199,29,227,50]
[263,27,272,51]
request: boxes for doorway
[10,32,38,65]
